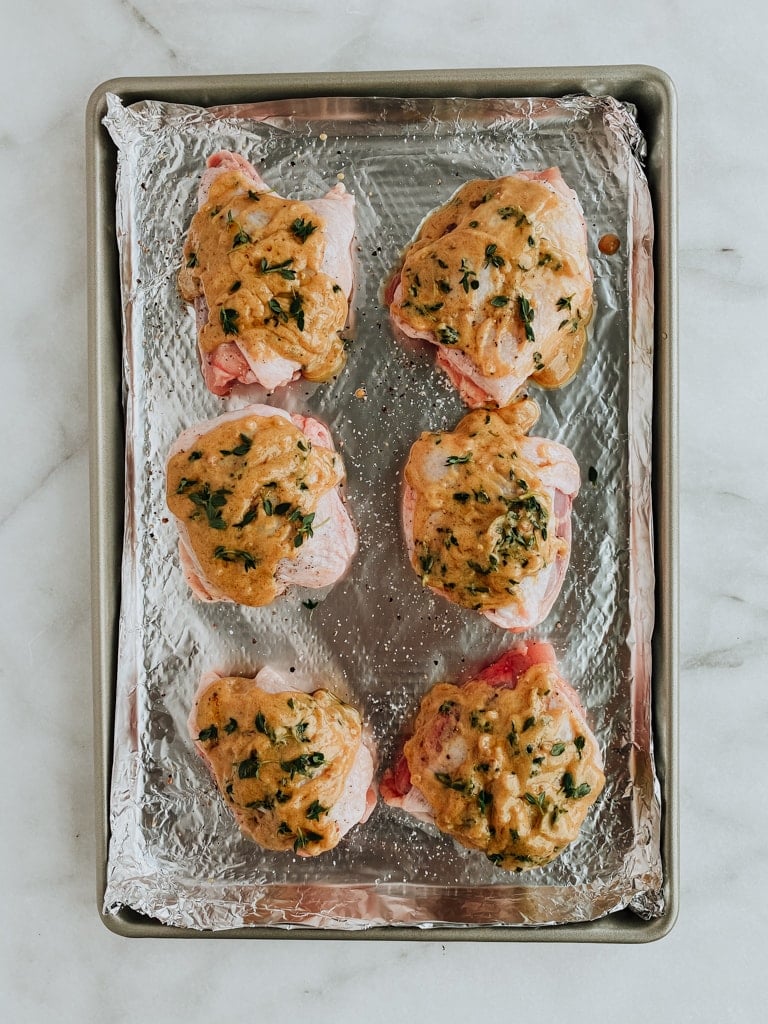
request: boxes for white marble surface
[2,0,766,1019]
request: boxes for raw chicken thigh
[402,397,579,631]
[190,667,376,856]
[389,169,593,407]
[380,643,605,870]
[179,151,355,396]
[166,404,356,606]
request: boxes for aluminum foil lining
[102,91,663,931]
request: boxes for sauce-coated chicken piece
[166,405,356,606]
[402,397,579,631]
[190,667,376,856]
[389,169,593,407]
[179,151,355,396]
[380,643,605,870]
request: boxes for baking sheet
[96,83,667,933]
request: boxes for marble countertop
[2,0,765,1019]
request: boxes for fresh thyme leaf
[234,506,258,528]
[220,433,252,457]
[556,295,573,310]
[290,510,315,547]
[437,279,452,293]
[274,502,292,516]
[524,791,549,814]
[458,259,478,293]
[306,799,328,821]
[302,598,319,610]
[487,853,504,866]
[434,772,473,794]
[188,484,231,530]
[445,453,472,465]
[232,227,251,248]
[291,217,317,242]
[246,795,275,811]
[550,742,566,756]
[518,295,535,342]
[223,718,238,734]
[490,295,509,307]
[238,753,261,779]
[477,789,493,814]
[467,559,494,576]
[497,206,528,227]
[266,297,288,324]
[574,736,585,758]
[186,252,198,268]
[437,324,459,344]
[247,189,261,201]
[419,551,434,575]
[532,351,545,371]
[220,307,240,335]
[259,257,296,280]
[280,752,325,778]
[198,725,218,742]
[452,492,470,503]
[289,291,305,331]
[229,280,242,293]
[484,243,505,269]
[293,720,310,742]
[470,711,493,733]
[175,477,198,495]
[293,827,323,852]
[562,772,591,799]
[188,451,202,462]
[588,466,598,484]
[254,711,277,743]
[213,546,258,571]
[438,701,457,714]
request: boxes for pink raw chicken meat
[389,168,593,408]
[166,404,356,606]
[180,151,356,396]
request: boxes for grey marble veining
[2,0,767,1020]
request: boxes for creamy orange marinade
[166,412,342,606]
[393,176,592,389]
[178,167,347,380]
[404,400,566,612]
[405,664,605,869]
[191,677,362,855]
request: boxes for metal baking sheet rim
[86,65,678,942]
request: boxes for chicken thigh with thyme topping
[166,405,356,606]
[402,397,579,631]
[179,151,355,396]
[190,667,376,856]
[389,168,593,407]
[380,643,605,871]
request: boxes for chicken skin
[380,643,605,871]
[389,168,593,407]
[402,397,579,631]
[166,405,356,606]
[179,151,355,396]
[190,667,376,856]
